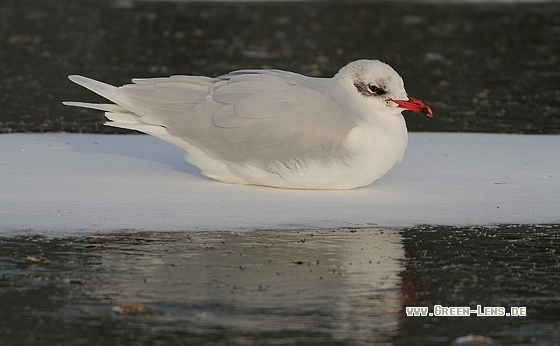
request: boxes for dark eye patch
[354,81,387,97]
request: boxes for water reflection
[86,229,404,345]
[2,225,558,345]
[396,225,560,346]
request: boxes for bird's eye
[368,84,382,94]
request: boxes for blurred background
[1,0,559,134]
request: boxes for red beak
[391,97,433,117]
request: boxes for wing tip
[67,75,89,84]
[62,101,88,108]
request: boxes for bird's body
[64,60,432,189]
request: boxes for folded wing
[64,70,356,164]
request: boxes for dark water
[1,226,559,346]
[0,0,559,134]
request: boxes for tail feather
[64,75,174,137]
[64,75,146,129]
[104,121,165,134]
[62,101,129,113]
[64,75,139,119]
[104,112,142,123]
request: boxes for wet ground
[0,0,559,133]
[1,225,559,346]
[2,0,560,345]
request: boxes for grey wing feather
[62,101,129,113]
[64,71,356,163]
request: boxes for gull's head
[334,59,433,118]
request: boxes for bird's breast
[341,116,408,185]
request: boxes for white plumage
[64,60,432,189]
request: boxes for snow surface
[1,133,558,236]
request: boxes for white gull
[64,59,432,189]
